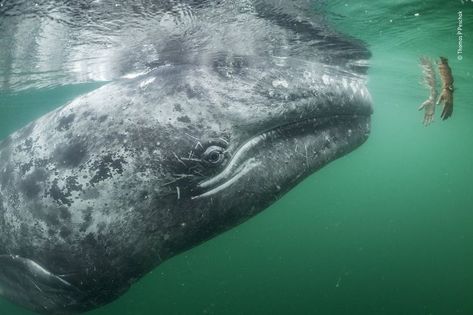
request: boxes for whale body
[0,1,372,314]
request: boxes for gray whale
[0,1,372,314]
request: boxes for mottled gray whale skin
[0,1,372,314]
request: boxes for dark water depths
[1,0,473,314]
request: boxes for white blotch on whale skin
[272,79,289,88]
[274,56,289,67]
[321,74,329,85]
[121,70,150,79]
[139,77,156,89]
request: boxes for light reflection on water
[0,0,370,92]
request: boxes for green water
[1,1,473,314]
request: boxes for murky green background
[1,1,473,314]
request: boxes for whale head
[128,45,372,258]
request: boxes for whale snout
[190,63,373,205]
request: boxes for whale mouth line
[191,158,261,200]
[193,112,370,199]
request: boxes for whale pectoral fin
[0,254,84,314]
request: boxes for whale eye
[203,145,225,165]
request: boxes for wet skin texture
[0,1,372,314]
